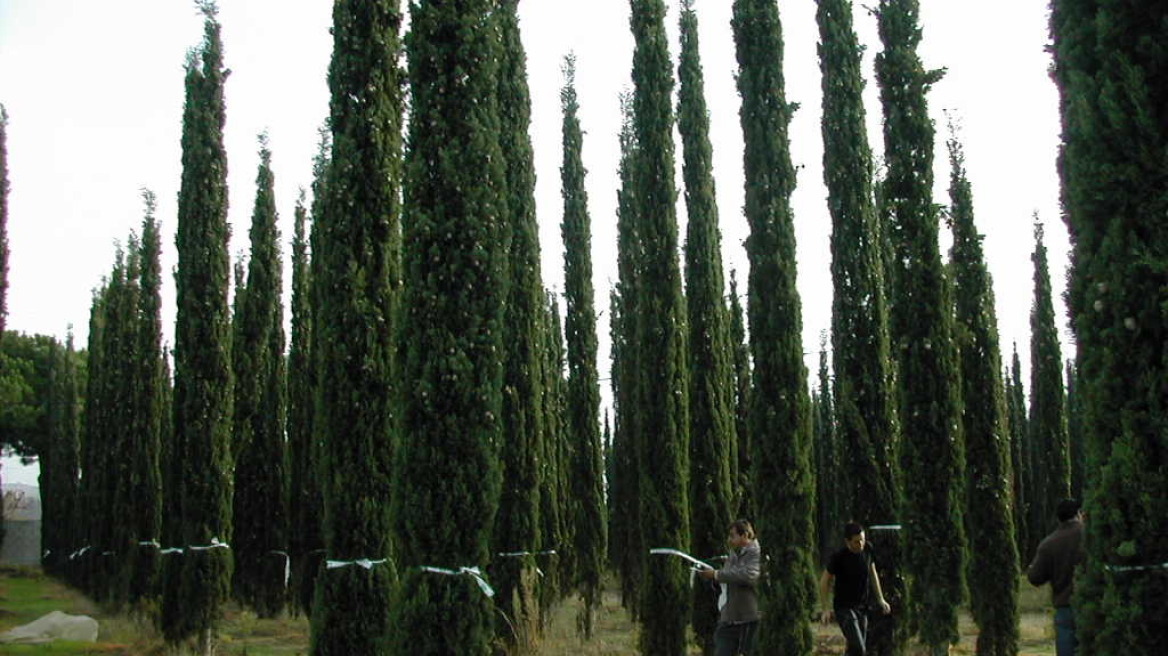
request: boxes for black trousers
[714,620,758,656]
[836,606,869,656]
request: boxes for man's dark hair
[1057,498,1082,522]
[843,522,864,539]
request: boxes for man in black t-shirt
[819,522,891,656]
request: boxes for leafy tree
[559,54,607,639]
[41,333,80,578]
[948,135,1019,655]
[876,1,966,652]
[1027,220,1069,541]
[732,0,817,651]
[492,1,546,634]
[0,332,53,457]
[812,336,838,566]
[628,1,692,651]
[1005,346,1029,565]
[392,1,506,652]
[1065,359,1084,500]
[677,3,735,651]
[309,0,404,651]
[1051,1,1168,650]
[231,138,288,618]
[816,2,905,650]
[727,271,752,520]
[164,4,234,647]
[538,291,570,615]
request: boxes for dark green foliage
[1027,221,1069,542]
[392,1,505,652]
[309,0,403,651]
[288,185,322,617]
[0,104,8,337]
[164,5,234,645]
[127,192,165,607]
[0,332,54,457]
[732,0,817,652]
[609,94,645,618]
[493,1,546,633]
[728,271,752,520]
[41,334,80,578]
[948,136,1019,655]
[559,54,606,638]
[538,292,571,614]
[628,1,692,651]
[1005,347,1029,566]
[813,337,838,566]
[816,2,905,650]
[677,3,735,650]
[231,140,288,618]
[1051,1,1168,651]
[876,1,966,651]
[1065,360,1084,500]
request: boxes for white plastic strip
[326,558,387,570]
[1105,562,1168,573]
[271,550,291,587]
[189,537,230,551]
[420,565,495,598]
[649,548,714,571]
[497,549,557,558]
[139,540,161,548]
[160,547,185,555]
[868,525,902,531]
[68,546,91,561]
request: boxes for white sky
[0,1,1069,485]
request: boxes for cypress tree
[677,3,736,651]
[128,191,165,607]
[1,104,8,337]
[165,3,234,647]
[610,92,645,617]
[876,2,966,652]
[310,0,403,651]
[559,54,606,638]
[813,335,839,566]
[1027,220,1069,539]
[493,1,546,634]
[232,138,288,618]
[732,0,817,651]
[41,333,81,578]
[392,1,506,651]
[628,1,692,651]
[728,270,752,520]
[1064,360,1084,500]
[817,2,905,650]
[287,186,321,617]
[1051,1,1168,649]
[80,285,110,595]
[947,135,1019,655]
[1005,346,1029,565]
[538,291,569,614]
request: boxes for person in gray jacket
[699,519,761,656]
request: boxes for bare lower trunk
[198,627,213,656]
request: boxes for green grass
[2,565,1061,655]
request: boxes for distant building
[2,483,42,566]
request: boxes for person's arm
[716,544,760,587]
[1027,545,1050,586]
[869,561,891,614]
[819,569,834,623]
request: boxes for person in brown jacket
[1027,498,1086,656]
[698,520,760,656]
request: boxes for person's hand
[876,599,891,615]
[820,609,834,624]
[698,567,717,581]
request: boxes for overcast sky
[1,1,1069,486]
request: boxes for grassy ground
[1,565,1057,655]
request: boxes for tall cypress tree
[392,1,506,652]
[80,285,110,595]
[538,291,569,614]
[41,333,80,578]
[166,3,234,647]
[493,1,546,634]
[1027,220,1069,539]
[948,136,1019,655]
[310,0,403,651]
[628,1,692,651]
[287,186,321,617]
[677,3,736,651]
[732,1,817,651]
[1064,359,1084,500]
[813,335,839,566]
[817,2,905,651]
[610,92,645,617]
[559,54,606,638]
[1051,2,1168,649]
[876,2,966,652]
[1006,346,1029,565]
[728,270,752,520]
[0,104,8,337]
[232,138,288,618]
[128,191,164,607]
